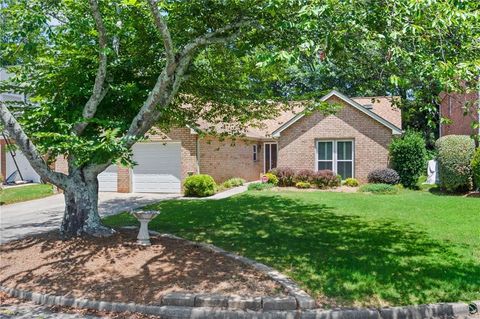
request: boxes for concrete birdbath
[130,210,160,246]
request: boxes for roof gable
[271,90,403,137]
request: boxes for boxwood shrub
[295,181,311,189]
[184,174,217,197]
[264,172,279,185]
[389,130,427,188]
[367,168,400,185]
[343,177,359,187]
[472,148,480,189]
[435,135,475,192]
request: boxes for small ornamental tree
[389,130,427,188]
[435,135,475,192]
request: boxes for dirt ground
[0,230,285,305]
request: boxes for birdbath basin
[131,210,160,246]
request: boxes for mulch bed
[0,230,285,305]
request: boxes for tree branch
[146,0,175,68]
[123,19,255,147]
[73,0,108,135]
[180,20,254,58]
[0,102,69,188]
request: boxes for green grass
[0,184,54,205]
[104,188,480,307]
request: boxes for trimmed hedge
[295,181,311,189]
[264,172,279,185]
[343,178,359,187]
[313,170,341,189]
[295,169,316,183]
[269,167,295,186]
[367,168,400,185]
[472,148,480,189]
[184,174,217,197]
[435,135,475,192]
[222,177,245,189]
[389,130,427,188]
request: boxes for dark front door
[264,143,277,172]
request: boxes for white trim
[263,142,278,173]
[272,90,403,137]
[315,139,355,179]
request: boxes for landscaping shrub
[359,183,398,195]
[269,167,295,186]
[248,182,275,191]
[295,169,316,183]
[435,135,475,192]
[472,148,480,190]
[264,172,279,185]
[222,177,246,189]
[312,170,341,189]
[295,181,311,189]
[343,178,359,187]
[367,168,400,185]
[184,174,217,197]
[389,130,427,188]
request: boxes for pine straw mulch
[0,229,285,306]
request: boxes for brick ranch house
[49,90,402,194]
[2,90,402,192]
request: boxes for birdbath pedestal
[131,210,160,246]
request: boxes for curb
[0,286,476,319]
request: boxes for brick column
[117,167,131,193]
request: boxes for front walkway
[0,192,179,244]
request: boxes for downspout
[195,135,200,174]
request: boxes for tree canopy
[0,0,478,236]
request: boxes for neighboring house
[54,90,401,194]
[439,91,480,137]
[0,69,41,184]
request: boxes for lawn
[103,189,480,308]
[0,184,54,205]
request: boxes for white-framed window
[253,144,258,161]
[316,140,354,179]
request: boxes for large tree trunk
[61,169,114,237]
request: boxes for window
[253,145,258,161]
[316,140,354,179]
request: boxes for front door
[264,143,278,172]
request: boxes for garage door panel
[132,143,181,193]
[98,165,117,192]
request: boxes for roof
[194,90,402,139]
[271,90,402,137]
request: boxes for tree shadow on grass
[118,193,480,307]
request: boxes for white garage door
[98,165,118,192]
[132,142,181,193]
[6,150,41,183]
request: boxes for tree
[1,0,478,237]
[273,0,480,147]
[0,0,305,237]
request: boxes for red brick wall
[277,96,394,182]
[198,137,263,183]
[117,167,131,193]
[440,92,479,136]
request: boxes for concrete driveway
[0,192,179,243]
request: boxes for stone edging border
[2,230,479,318]
[152,231,316,310]
[1,286,478,319]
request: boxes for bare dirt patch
[0,230,285,305]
